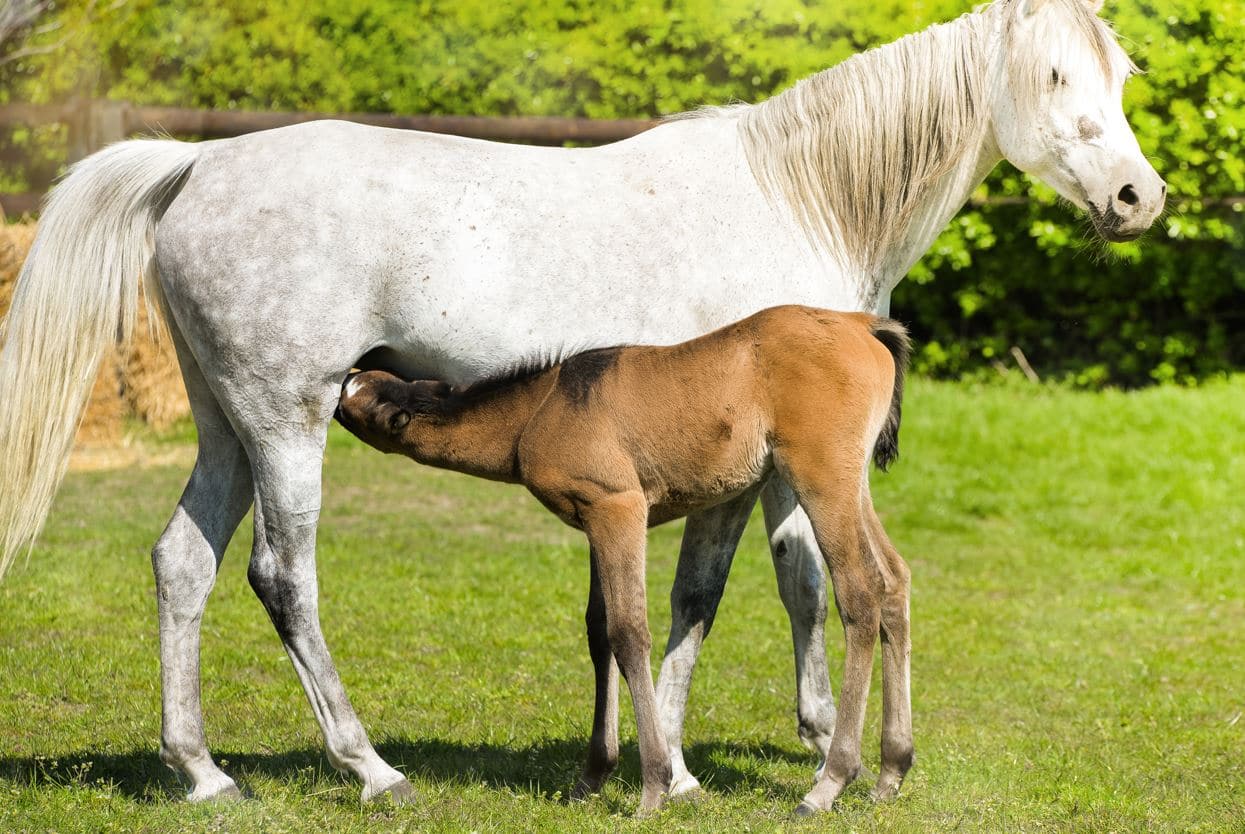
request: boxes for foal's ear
[389,410,411,432]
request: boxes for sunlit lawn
[2,378,1243,832]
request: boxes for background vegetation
[0,0,1241,385]
[3,380,1243,832]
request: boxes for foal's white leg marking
[152,343,253,801]
[760,479,837,775]
[656,486,762,796]
[243,430,410,804]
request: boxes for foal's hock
[337,305,914,814]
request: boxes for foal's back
[517,306,896,526]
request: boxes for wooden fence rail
[0,99,659,216]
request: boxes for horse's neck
[874,138,1003,298]
[733,5,1007,310]
[409,373,557,483]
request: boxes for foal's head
[336,371,450,453]
[992,0,1165,241]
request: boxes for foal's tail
[869,317,911,473]
[0,139,199,579]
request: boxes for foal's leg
[777,455,883,814]
[655,484,762,796]
[152,337,254,801]
[581,492,671,813]
[571,554,619,798]
[863,503,914,801]
[241,420,412,803]
[760,479,838,768]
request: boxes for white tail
[0,139,199,578]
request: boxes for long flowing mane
[714,0,1128,276]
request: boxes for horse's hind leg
[571,552,619,799]
[239,411,413,804]
[760,479,838,770]
[863,502,913,801]
[153,335,254,800]
[655,484,761,796]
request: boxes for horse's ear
[1021,0,1105,16]
[1019,0,1051,18]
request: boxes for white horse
[0,0,1162,813]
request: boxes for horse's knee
[771,531,828,617]
[669,582,721,634]
[607,619,652,672]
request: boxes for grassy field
[2,378,1243,832]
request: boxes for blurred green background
[1,0,1241,385]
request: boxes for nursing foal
[336,305,913,814]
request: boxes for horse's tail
[869,317,911,473]
[0,139,199,579]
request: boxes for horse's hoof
[792,801,820,818]
[667,771,703,798]
[188,781,244,803]
[568,778,601,802]
[372,777,417,806]
[634,792,667,818]
[665,784,705,805]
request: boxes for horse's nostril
[1117,184,1139,207]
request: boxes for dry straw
[0,221,189,441]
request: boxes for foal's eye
[1050,68,1067,88]
[389,410,411,432]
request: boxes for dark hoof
[792,801,820,818]
[568,779,600,802]
[375,778,417,806]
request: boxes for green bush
[2,0,1241,385]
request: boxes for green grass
[2,378,1244,832]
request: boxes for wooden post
[64,97,90,163]
[65,99,127,163]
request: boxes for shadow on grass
[0,737,813,805]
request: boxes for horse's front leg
[760,477,837,774]
[655,485,762,796]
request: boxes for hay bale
[0,221,189,440]
[121,305,190,429]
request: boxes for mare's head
[991,0,1164,241]
[336,371,451,453]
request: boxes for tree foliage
[2,0,1241,385]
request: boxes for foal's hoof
[569,777,602,802]
[635,791,668,818]
[372,777,417,806]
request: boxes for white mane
[713,0,1129,276]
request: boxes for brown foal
[336,304,914,814]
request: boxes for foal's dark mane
[406,345,629,417]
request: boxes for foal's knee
[607,619,652,674]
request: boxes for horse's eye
[389,410,411,432]
[1050,68,1066,88]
